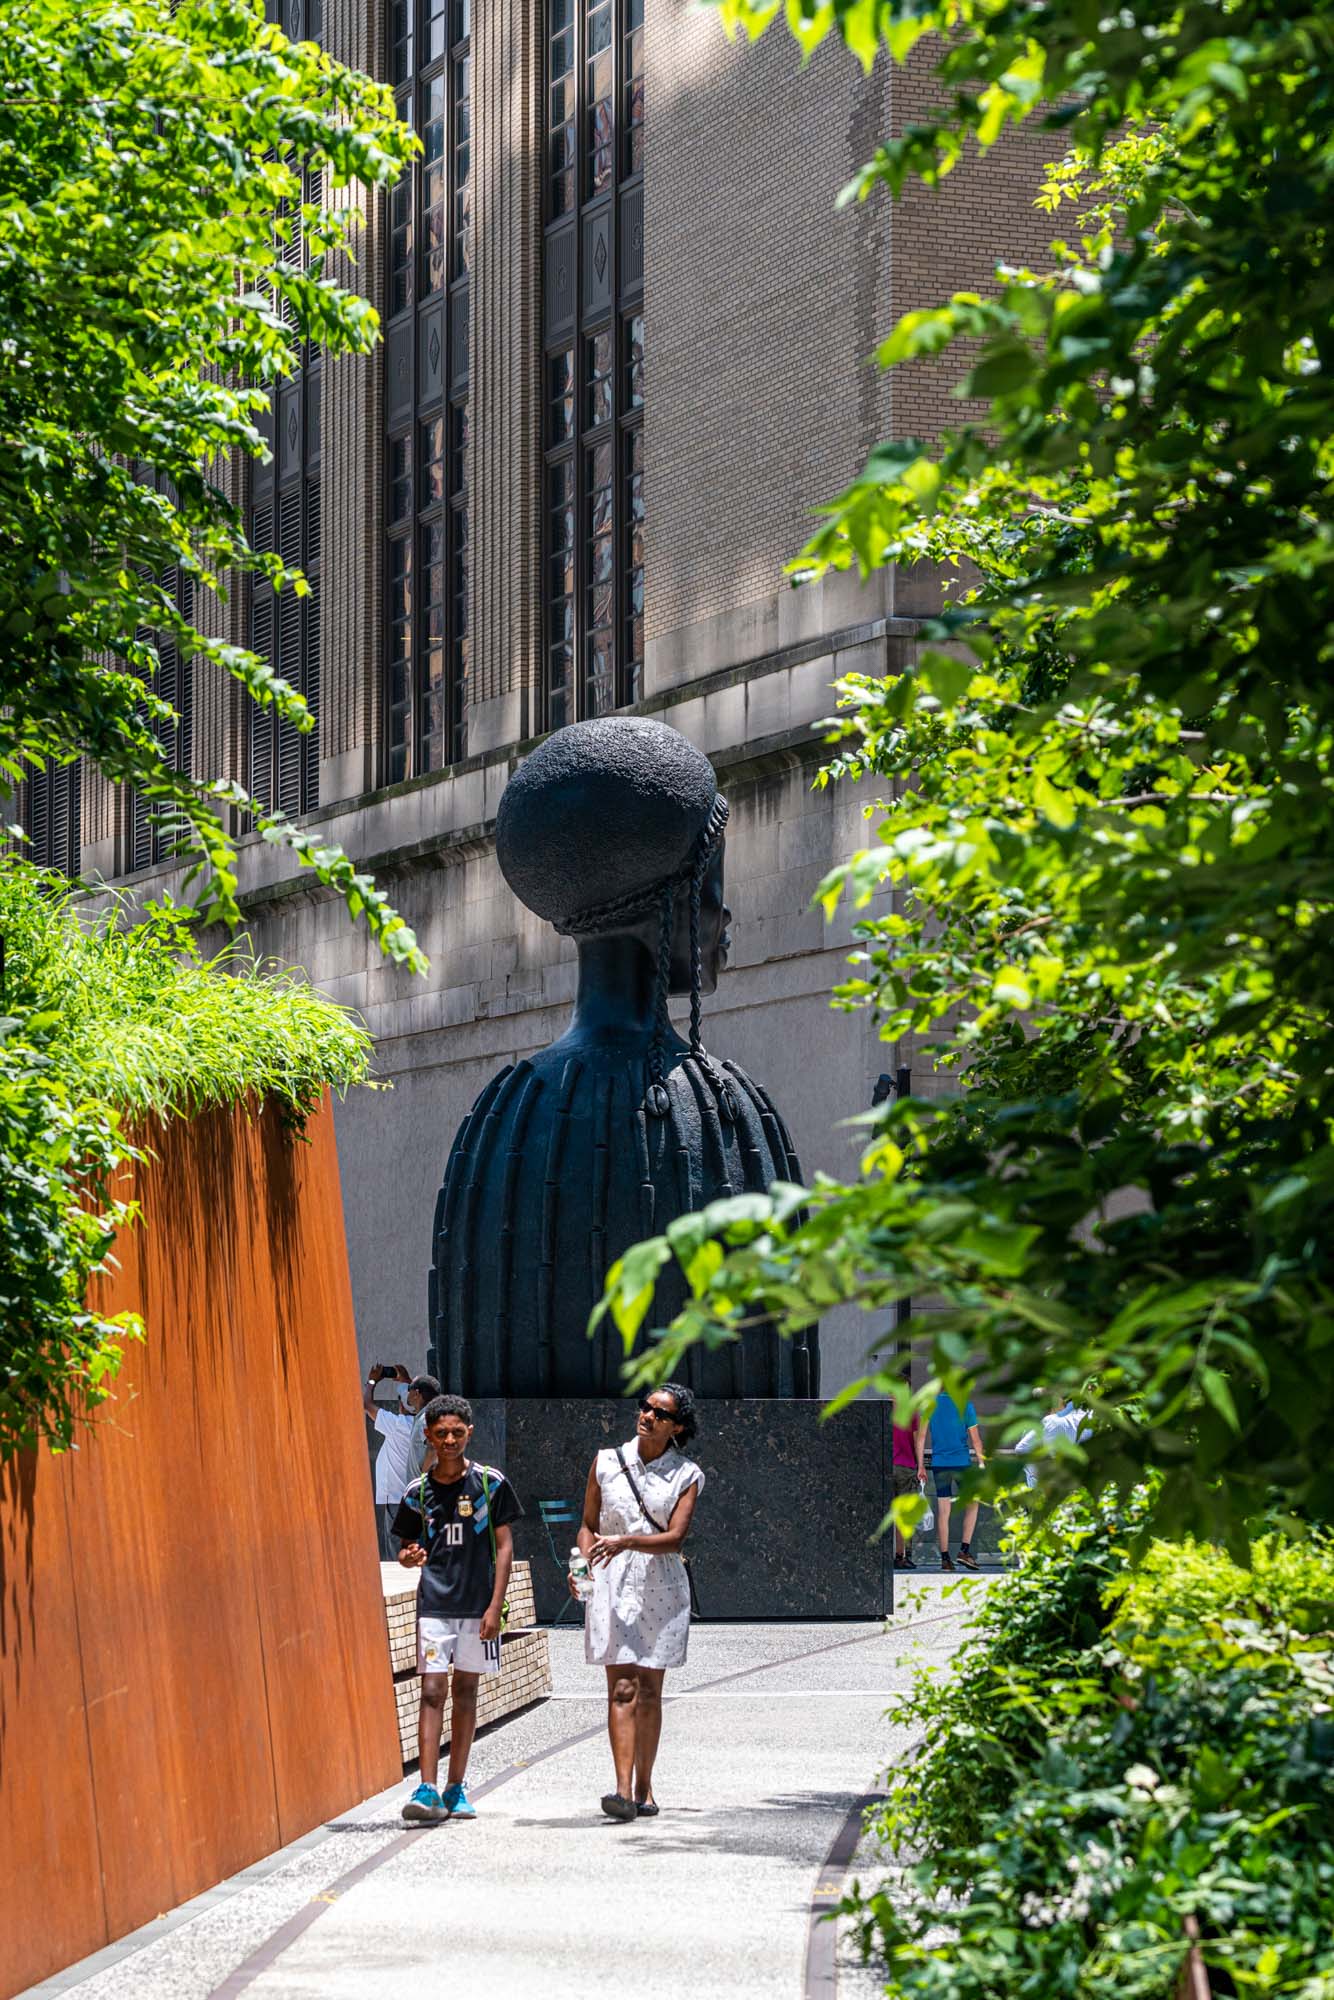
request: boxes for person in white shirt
[362,1365,435,1553]
[1016,1394,1092,1488]
[404,1371,443,1483]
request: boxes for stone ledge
[97,614,918,914]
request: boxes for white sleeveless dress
[583,1440,705,1669]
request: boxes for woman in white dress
[574,1382,705,1821]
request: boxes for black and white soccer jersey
[391,1463,522,1619]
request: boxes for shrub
[851,1508,1334,1998]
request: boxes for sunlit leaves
[601,0,1334,1543]
[0,0,424,970]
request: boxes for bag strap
[615,1447,702,1619]
[614,1445,670,1535]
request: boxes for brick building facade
[32,2,1056,1394]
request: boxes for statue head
[496,717,736,1116]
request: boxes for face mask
[397,1384,411,1405]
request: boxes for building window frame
[542,0,644,730]
[383,0,471,785]
[129,553,196,870]
[18,760,81,877]
[246,2,323,824]
[249,344,321,822]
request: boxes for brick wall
[890,42,1058,440]
[643,8,892,642]
[645,20,1058,653]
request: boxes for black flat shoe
[634,1800,659,1817]
[601,1793,638,1821]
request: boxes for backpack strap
[479,1466,497,1569]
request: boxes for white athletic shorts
[416,1616,502,1677]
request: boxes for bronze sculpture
[428,717,818,1398]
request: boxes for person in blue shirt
[927,1393,985,1571]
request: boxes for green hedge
[849,1499,1334,1998]
[0,858,372,1456]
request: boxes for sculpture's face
[668,839,731,996]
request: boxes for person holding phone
[573,1383,704,1822]
[362,1363,415,1556]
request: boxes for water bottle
[568,1546,593,1601]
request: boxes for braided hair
[644,877,677,1117]
[641,798,732,1121]
[554,794,732,1122]
[660,1380,699,1443]
[686,845,739,1124]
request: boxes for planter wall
[0,1095,400,2000]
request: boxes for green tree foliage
[600,1,1334,1544]
[847,1506,1334,1997]
[0,855,372,1456]
[0,0,424,969]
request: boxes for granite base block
[468,1399,895,1623]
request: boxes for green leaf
[962,342,1038,399]
[1200,1366,1241,1434]
[1033,772,1076,829]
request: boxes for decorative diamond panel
[581,207,612,324]
[278,382,303,483]
[418,303,444,409]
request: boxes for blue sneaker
[442,1781,476,1820]
[402,1782,446,1824]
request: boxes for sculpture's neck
[569,934,661,1040]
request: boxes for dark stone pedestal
[469,1399,893,1624]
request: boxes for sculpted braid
[644,879,676,1117]
[687,847,738,1125]
[689,863,704,1055]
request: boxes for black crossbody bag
[614,1445,703,1619]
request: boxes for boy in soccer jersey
[392,1393,522,1822]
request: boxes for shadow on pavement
[510,1791,863,1858]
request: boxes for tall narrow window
[129,559,196,869]
[249,3,322,821]
[18,761,81,876]
[384,0,471,783]
[542,0,644,728]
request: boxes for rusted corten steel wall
[0,1095,400,2000]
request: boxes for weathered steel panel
[0,1453,109,1989]
[0,1096,399,2000]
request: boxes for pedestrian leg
[604,1665,638,1799]
[445,1671,479,1788]
[632,1668,665,1808]
[417,1672,448,1790]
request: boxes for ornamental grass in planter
[0,856,372,1457]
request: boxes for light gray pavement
[19,1576,988,2000]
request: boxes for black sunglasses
[638,1398,678,1423]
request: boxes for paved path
[21,1578,983,2000]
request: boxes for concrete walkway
[20,1578,983,2000]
